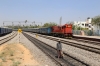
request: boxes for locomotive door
[62,26,66,33]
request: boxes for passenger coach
[23,24,73,37]
[0,27,12,36]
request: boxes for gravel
[20,33,58,66]
[0,31,59,66]
[1,32,58,66]
[0,31,15,40]
[25,32,100,66]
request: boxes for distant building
[73,17,100,35]
[74,21,87,28]
[73,17,92,29]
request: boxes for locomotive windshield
[67,25,72,28]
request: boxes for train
[23,24,73,37]
[0,27,12,36]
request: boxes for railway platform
[74,35,100,39]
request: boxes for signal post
[18,29,22,43]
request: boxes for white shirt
[57,42,62,50]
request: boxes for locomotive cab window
[62,26,66,29]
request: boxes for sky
[0,0,100,26]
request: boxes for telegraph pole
[12,22,14,29]
[60,17,62,26]
[25,20,27,27]
[3,22,4,27]
[41,22,42,27]
[33,21,35,27]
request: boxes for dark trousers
[57,50,62,58]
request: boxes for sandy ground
[0,32,58,66]
[0,43,39,66]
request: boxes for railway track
[0,31,17,45]
[73,36,100,42]
[59,35,100,45]
[70,38,100,45]
[30,32,100,55]
[30,32,100,45]
[23,32,89,66]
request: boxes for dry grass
[0,43,39,66]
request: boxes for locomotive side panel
[52,26,61,33]
[63,24,73,37]
[52,26,63,37]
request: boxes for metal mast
[60,17,62,26]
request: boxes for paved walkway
[74,35,100,39]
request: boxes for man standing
[56,39,63,58]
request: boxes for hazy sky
[0,0,100,26]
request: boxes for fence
[73,30,100,36]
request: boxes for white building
[74,21,87,28]
[73,18,92,29]
[73,17,100,35]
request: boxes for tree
[92,15,100,24]
[72,25,76,30]
[43,22,57,27]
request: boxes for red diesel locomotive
[51,24,73,37]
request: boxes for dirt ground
[0,43,39,66]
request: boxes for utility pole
[79,17,81,30]
[3,22,4,27]
[60,17,62,26]
[34,21,35,27]
[19,22,21,28]
[12,22,14,29]
[32,21,35,28]
[41,22,42,27]
[25,20,27,27]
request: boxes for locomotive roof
[39,27,51,28]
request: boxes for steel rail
[23,32,89,66]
